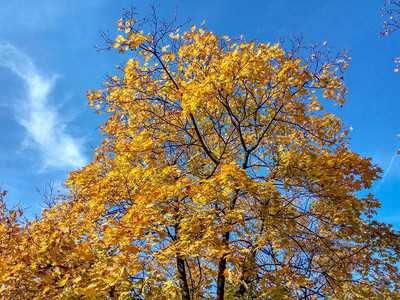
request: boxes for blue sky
[0,0,399,226]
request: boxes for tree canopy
[1,8,400,300]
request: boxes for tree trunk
[176,252,191,300]
[217,189,239,300]
[216,232,230,300]
[174,213,191,300]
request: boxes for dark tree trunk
[176,252,191,300]
[217,189,239,300]
[174,213,191,300]
[216,232,230,300]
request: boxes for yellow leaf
[175,90,182,98]
[58,278,67,287]
[84,284,99,298]
[42,286,50,294]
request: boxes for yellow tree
[2,9,400,299]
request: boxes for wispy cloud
[374,151,398,194]
[0,42,87,170]
[382,152,397,182]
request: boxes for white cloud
[382,152,397,182]
[0,42,87,170]
[373,151,398,194]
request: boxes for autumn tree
[380,0,400,71]
[1,8,400,300]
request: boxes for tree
[1,8,400,299]
[380,0,400,72]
